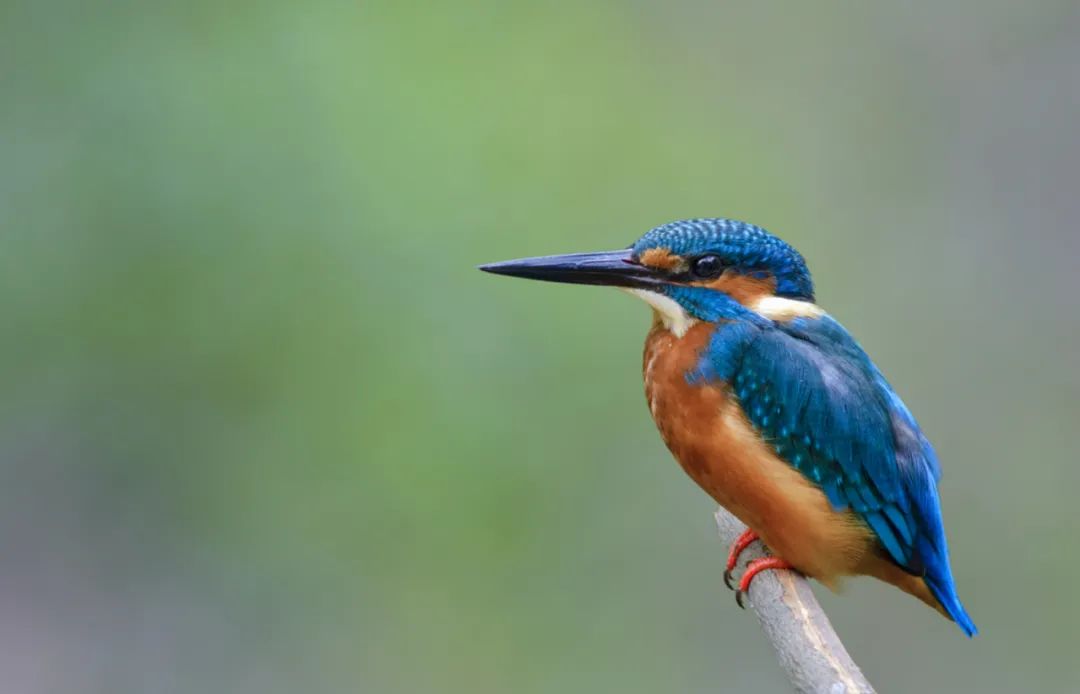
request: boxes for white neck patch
[622,288,697,338]
[751,296,824,320]
[622,290,823,337]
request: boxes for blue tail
[910,475,977,637]
[925,571,977,637]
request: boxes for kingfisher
[479,218,976,636]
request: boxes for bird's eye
[691,254,726,279]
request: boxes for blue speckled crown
[633,218,814,300]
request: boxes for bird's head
[480,218,816,335]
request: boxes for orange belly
[642,319,876,585]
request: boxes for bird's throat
[623,288,698,338]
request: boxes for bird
[479,218,976,637]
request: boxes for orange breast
[642,318,876,584]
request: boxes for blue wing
[697,313,976,636]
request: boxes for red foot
[735,557,794,609]
[723,529,760,589]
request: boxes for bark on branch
[714,508,876,694]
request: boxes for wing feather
[715,314,925,570]
[696,304,974,634]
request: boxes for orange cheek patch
[639,247,686,272]
[697,273,777,306]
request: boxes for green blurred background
[3,2,1078,692]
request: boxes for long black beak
[478,249,661,289]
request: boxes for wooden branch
[714,508,876,694]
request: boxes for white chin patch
[622,288,697,337]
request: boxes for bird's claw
[724,528,760,592]
[733,556,795,610]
